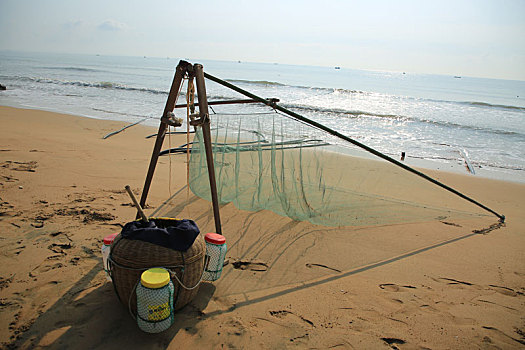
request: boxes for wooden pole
[194,64,223,234]
[125,185,149,222]
[138,60,191,215]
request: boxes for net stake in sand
[125,185,149,222]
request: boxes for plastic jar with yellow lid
[136,267,175,333]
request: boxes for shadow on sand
[9,261,216,349]
[8,218,503,349]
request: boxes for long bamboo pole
[194,64,223,234]
[138,60,191,214]
[203,72,505,222]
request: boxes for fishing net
[187,105,490,227]
[151,73,500,298]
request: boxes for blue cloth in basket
[120,219,200,251]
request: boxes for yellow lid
[140,268,170,289]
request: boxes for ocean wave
[91,108,156,119]
[404,154,524,171]
[471,160,524,171]
[320,90,525,112]
[412,118,524,137]
[459,101,525,112]
[283,103,525,138]
[41,66,103,73]
[225,79,286,87]
[226,79,367,95]
[8,76,169,95]
[304,88,525,112]
[223,78,524,111]
[283,103,402,120]
[11,73,524,113]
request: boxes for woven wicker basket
[109,218,205,314]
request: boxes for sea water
[1,51,524,182]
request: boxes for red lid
[103,232,119,245]
[205,233,226,245]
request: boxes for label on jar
[148,301,170,321]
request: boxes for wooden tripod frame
[138,60,222,234]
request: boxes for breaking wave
[460,101,525,112]
[6,76,169,95]
[225,78,525,112]
[226,79,286,87]
[284,103,525,138]
[6,74,524,113]
[41,66,104,73]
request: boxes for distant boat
[334,66,341,70]
[454,76,462,79]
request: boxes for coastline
[2,49,524,184]
[1,106,524,348]
[328,143,525,185]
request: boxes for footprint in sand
[269,310,314,327]
[0,275,15,290]
[48,242,72,254]
[381,337,406,346]
[0,174,18,182]
[31,221,44,228]
[379,283,417,292]
[482,326,525,346]
[429,277,479,289]
[305,263,341,273]
[231,260,268,272]
[0,199,15,216]
[440,221,462,227]
[438,277,473,286]
[432,277,522,297]
[488,284,520,297]
[30,262,65,277]
[12,245,25,256]
[1,160,38,172]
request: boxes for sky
[1,0,524,80]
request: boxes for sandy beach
[1,106,524,349]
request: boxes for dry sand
[0,106,524,349]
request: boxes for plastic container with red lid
[103,232,119,245]
[101,233,119,281]
[203,233,227,281]
[204,232,226,245]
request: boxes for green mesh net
[145,65,506,298]
[188,108,489,227]
[153,96,499,297]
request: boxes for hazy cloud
[1,0,523,79]
[62,20,85,30]
[97,20,126,31]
